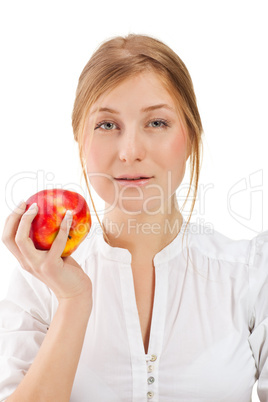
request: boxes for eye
[94,121,118,131]
[148,119,170,129]
[94,118,171,132]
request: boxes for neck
[102,197,184,261]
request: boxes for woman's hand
[2,201,92,304]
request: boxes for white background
[0,1,267,399]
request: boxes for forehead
[89,71,178,115]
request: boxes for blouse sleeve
[248,230,268,401]
[0,265,57,401]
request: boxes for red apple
[25,189,91,257]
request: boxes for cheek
[161,133,188,194]
[84,138,116,203]
[85,138,105,172]
[173,131,188,155]
[160,133,188,171]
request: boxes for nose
[118,128,146,163]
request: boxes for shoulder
[185,220,259,265]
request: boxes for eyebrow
[91,103,175,115]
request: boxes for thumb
[48,210,73,259]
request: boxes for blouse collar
[97,216,189,266]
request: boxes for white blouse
[0,218,268,401]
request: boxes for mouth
[114,176,153,186]
[115,174,153,180]
[115,177,151,181]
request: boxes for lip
[115,176,153,187]
[115,174,153,180]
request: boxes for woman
[1,34,267,401]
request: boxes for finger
[2,200,27,254]
[2,201,27,245]
[48,210,73,259]
[15,203,40,260]
[2,201,34,271]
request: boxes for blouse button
[147,391,154,399]
[148,364,154,373]
[147,376,155,385]
[150,354,157,362]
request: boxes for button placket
[150,354,157,362]
[147,376,155,385]
[144,264,167,400]
[148,364,154,373]
[145,354,158,400]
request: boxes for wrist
[58,293,92,315]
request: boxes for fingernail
[63,210,73,230]
[14,200,26,214]
[28,203,38,210]
[63,210,73,220]
[16,200,25,208]
[25,203,38,213]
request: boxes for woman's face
[84,71,190,216]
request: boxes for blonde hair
[72,33,203,245]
